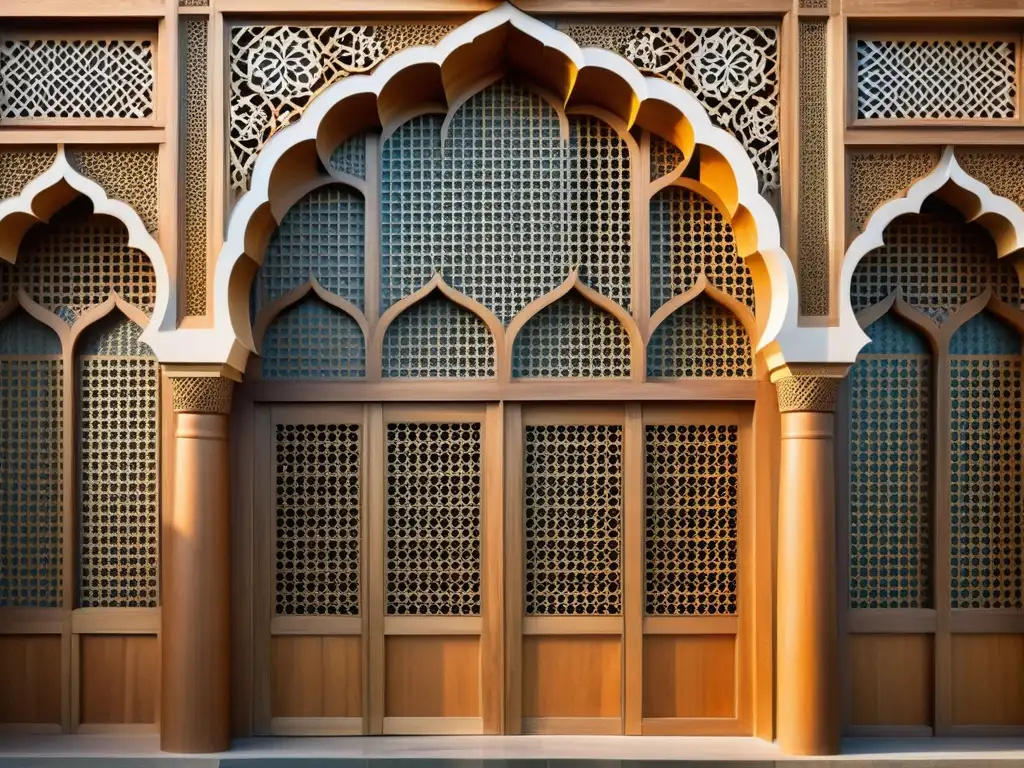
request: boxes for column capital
[770,364,850,414]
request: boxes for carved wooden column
[162,373,235,753]
[773,367,845,756]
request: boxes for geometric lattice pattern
[849,314,932,609]
[183,19,210,316]
[956,149,1024,214]
[1,202,157,324]
[382,296,495,378]
[255,185,365,312]
[0,37,155,119]
[228,24,454,195]
[77,316,159,608]
[380,87,632,322]
[512,294,630,378]
[0,312,63,608]
[950,313,1023,610]
[856,38,1018,120]
[68,149,159,234]
[847,150,941,234]
[650,135,685,181]
[385,422,481,616]
[260,298,365,379]
[650,187,754,311]
[798,21,830,316]
[562,24,780,195]
[275,423,360,616]
[524,424,622,616]
[851,202,1020,323]
[645,423,739,616]
[0,149,57,199]
[646,296,753,378]
[328,134,367,179]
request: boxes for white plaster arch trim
[201,1,796,374]
[0,146,175,351]
[826,145,1024,364]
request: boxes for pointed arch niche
[840,165,1024,739]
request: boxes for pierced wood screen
[949,313,1023,610]
[0,202,156,323]
[329,134,367,179]
[255,184,366,312]
[385,422,481,616]
[77,314,159,608]
[0,311,63,608]
[0,35,155,120]
[182,19,209,316]
[524,424,623,616]
[379,83,632,322]
[644,424,739,616]
[513,295,630,379]
[848,313,932,609]
[274,423,360,616]
[855,37,1018,121]
[260,298,365,380]
[647,296,753,379]
[382,296,494,378]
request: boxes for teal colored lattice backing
[0,354,63,608]
[861,312,929,354]
[851,202,1021,322]
[380,81,632,323]
[645,424,738,616]
[646,296,753,378]
[0,309,61,354]
[849,314,931,609]
[78,317,159,608]
[950,325,1023,609]
[256,184,365,312]
[650,186,753,312]
[328,133,367,179]
[275,423,361,616]
[524,424,622,616]
[260,298,365,379]
[382,295,494,378]
[513,294,630,378]
[949,311,1021,354]
[385,422,481,616]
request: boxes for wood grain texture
[522,636,621,719]
[79,635,159,725]
[850,634,933,727]
[642,635,736,719]
[384,636,480,718]
[951,634,1024,726]
[0,635,62,725]
[270,635,362,719]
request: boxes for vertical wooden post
[774,369,844,756]
[162,373,236,753]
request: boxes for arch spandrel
[203,2,797,376]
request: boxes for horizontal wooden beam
[0,0,165,15]
[846,608,936,634]
[846,126,1024,146]
[0,129,166,145]
[844,0,1024,16]
[270,615,361,635]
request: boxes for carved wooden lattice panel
[851,203,1020,322]
[0,202,157,324]
[275,423,360,615]
[646,296,753,379]
[524,424,622,616]
[0,36,155,120]
[382,296,494,378]
[255,185,365,312]
[562,24,779,195]
[182,19,210,316]
[385,422,481,616]
[260,298,365,379]
[512,295,630,378]
[949,313,1023,610]
[847,150,942,234]
[228,24,454,195]
[380,86,632,323]
[77,315,159,608]
[0,311,63,608]
[650,187,753,311]
[649,135,685,181]
[68,149,159,234]
[645,423,739,616]
[798,20,830,316]
[848,314,932,609]
[328,134,367,179]
[0,149,57,199]
[856,38,1018,121]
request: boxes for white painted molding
[0,147,174,349]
